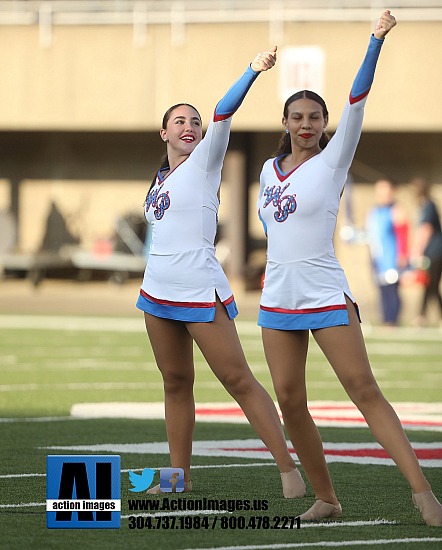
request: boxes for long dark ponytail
[274,90,329,157]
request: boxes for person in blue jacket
[366,178,409,325]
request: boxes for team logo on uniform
[145,184,171,220]
[263,183,297,222]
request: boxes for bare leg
[144,313,195,483]
[187,300,296,475]
[261,327,339,505]
[312,296,430,495]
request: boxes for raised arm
[215,47,277,120]
[350,10,396,103]
[322,11,396,173]
[193,47,277,172]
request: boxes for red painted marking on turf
[310,416,442,427]
[195,407,442,428]
[196,408,245,416]
[221,447,442,460]
[324,448,442,459]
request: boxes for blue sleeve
[214,65,259,120]
[321,34,386,178]
[350,34,384,103]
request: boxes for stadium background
[0,0,442,325]
[1,4,442,548]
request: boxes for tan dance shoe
[412,490,442,526]
[298,499,342,521]
[146,481,192,494]
[281,468,306,498]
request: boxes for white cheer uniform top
[137,66,259,322]
[257,35,384,330]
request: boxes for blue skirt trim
[136,291,238,322]
[258,303,359,330]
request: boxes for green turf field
[1,317,441,549]
[1,318,441,416]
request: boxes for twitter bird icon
[128,468,156,492]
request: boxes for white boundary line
[4,499,441,549]
[121,510,229,519]
[120,517,397,527]
[0,502,44,509]
[0,463,278,481]
[0,416,73,423]
[41,440,442,468]
[183,538,442,550]
[1,314,441,340]
[0,499,398,534]
[3,437,441,482]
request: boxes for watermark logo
[160,468,185,492]
[128,468,156,492]
[46,455,120,529]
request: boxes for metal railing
[2,1,440,47]
[1,1,441,26]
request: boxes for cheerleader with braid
[257,11,442,524]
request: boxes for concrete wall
[1,20,441,131]
[1,13,441,325]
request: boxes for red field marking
[221,446,442,461]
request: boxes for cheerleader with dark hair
[137,47,306,499]
[257,11,442,524]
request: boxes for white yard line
[0,315,441,341]
[183,538,442,550]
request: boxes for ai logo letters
[46,455,120,529]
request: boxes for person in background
[366,178,409,326]
[256,10,442,525]
[137,46,306,499]
[411,177,442,326]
